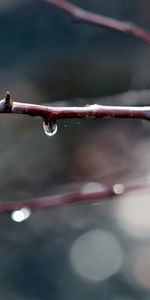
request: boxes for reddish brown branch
[1,92,150,135]
[0,189,114,212]
[0,181,149,213]
[45,0,150,43]
[1,97,150,122]
[12,103,150,121]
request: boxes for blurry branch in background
[0,181,149,213]
[0,187,115,212]
[44,0,150,43]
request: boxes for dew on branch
[43,120,57,137]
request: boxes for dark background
[0,1,150,299]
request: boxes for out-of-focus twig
[0,181,149,213]
[0,189,114,212]
[44,0,150,43]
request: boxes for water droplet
[43,120,57,137]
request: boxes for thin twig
[0,181,149,213]
[44,0,150,43]
[1,96,150,122]
[0,189,114,212]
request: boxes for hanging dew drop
[43,120,57,137]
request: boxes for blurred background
[0,0,150,299]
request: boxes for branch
[0,181,149,213]
[44,0,150,43]
[1,94,150,131]
[0,188,114,212]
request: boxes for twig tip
[5,91,10,102]
[4,91,12,112]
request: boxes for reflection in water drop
[43,120,57,137]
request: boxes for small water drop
[43,120,57,137]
